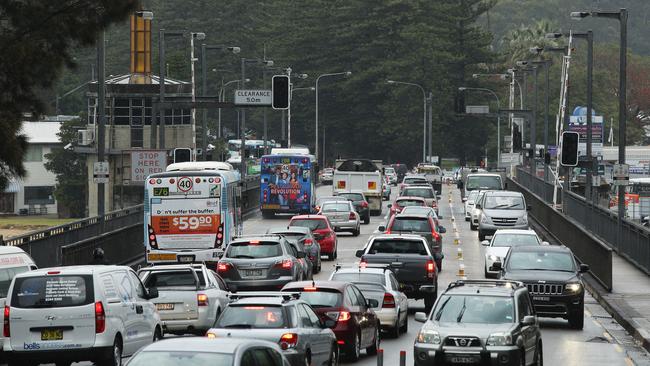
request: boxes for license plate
[178,255,195,263]
[245,269,263,277]
[41,329,63,341]
[533,296,550,302]
[148,253,177,261]
[449,355,478,364]
[156,303,175,311]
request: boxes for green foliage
[44,118,88,218]
[0,0,137,191]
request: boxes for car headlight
[519,215,528,225]
[565,282,583,293]
[486,332,513,346]
[481,215,490,224]
[417,329,441,345]
[487,254,498,261]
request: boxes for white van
[0,246,37,353]
[3,265,162,366]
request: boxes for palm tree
[500,19,559,63]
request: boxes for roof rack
[447,279,524,291]
[227,291,301,302]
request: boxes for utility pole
[427,92,433,161]
[97,31,106,222]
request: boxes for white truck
[416,163,444,195]
[333,159,383,216]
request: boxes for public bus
[144,161,242,265]
[259,148,316,218]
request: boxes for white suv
[3,265,162,366]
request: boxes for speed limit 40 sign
[177,177,193,192]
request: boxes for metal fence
[516,167,650,275]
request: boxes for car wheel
[353,227,360,236]
[363,216,370,225]
[400,311,408,333]
[153,326,163,342]
[436,259,442,272]
[327,252,334,261]
[333,249,338,259]
[478,231,486,241]
[367,326,380,355]
[470,222,477,231]
[304,350,311,366]
[316,258,322,273]
[388,316,400,338]
[329,344,339,366]
[99,336,123,366]
[520,350,526,366]
[535,340,543,366]
[569,307,584,330]
[347,333,361,362]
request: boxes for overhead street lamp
[386,79,428,162]
[458,87,502,167]
[315,71,351,166]
[199,44,239,160]
[286,68,309,147]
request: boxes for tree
[0,0,137,190]
[44,118,88,218]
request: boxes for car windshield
[338,193,364,202]
[385,168,395,174]
[215,305,287,328]
[225,242,282,259]
[0,266,30,298]
[433,295,514,324]
[390,217,431,232]
[403,188,434,198]
[404,178,427,185]
[369,239,427,254]
[141,270,206,288]
[508,251,575,272]
[321,202,351,212]
[290,219,328,230]
[290,289,342,308]
[396,199,424,207]
[466,176,502,190]
[127,351,233,366]
[331,272,386,285]
[483,195,525,210]
[491,234,539,247]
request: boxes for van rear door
[9,274,96,351]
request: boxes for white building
[0,119,66,214]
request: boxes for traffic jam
[0,154,594,366]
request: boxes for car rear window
[338,193,363,202]
[215,305,287,329]
[403,188,434,198]
[141,270,206,288]
[369,239,427,254]
[391,217,431,232]
[396,199,424,207]
[353,282,386,293]
[226,242,283,259]
[331,272,385,285]
[321,203,350,212]
[291,288,342,308]
[127,352,233,366]
[290,219,328,230]
[12,275,94,308]
[404,178,427,185]
[492,234,539,247]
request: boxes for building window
[24,186,55,205]
[25,145,43,162]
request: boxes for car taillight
[338,311,351,321]
[359,259,367,268]
[277,259,292,270]
[95,301,106,333]
[279,333,298,350]
[383,293,396,308]
[3,306,9,337]
[304,238,313,245]
[217,262,231,273]
[197,294,209,306]
[361,201,368,208]
[426,259,436,278]
[432,201,437,208]
[385,229,392,234]
[349,212,355,220]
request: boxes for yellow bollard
[451,216,455,222]
[457,263,465,277]
[454,238,460,245]
[457,247,463,259]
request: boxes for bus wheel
[262,211,274,219]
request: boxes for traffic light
[173,148,192,163]
[272,75,290,110]
[512,124,522,152]
[561,131,579,166]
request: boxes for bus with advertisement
[259,148,316,218]
[144,161,242,265]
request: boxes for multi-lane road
[40,184,650,366]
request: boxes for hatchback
[267,227,322,274]
[388,196,426,217]
[318,201,360,236]
[335,191,370,224]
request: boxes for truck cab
[333,159,384,216]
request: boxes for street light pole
[386,80,427,162]
[315,71,351,166]
[189,33,206,159]
[428,92,433,160]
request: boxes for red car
[388,196,426,217]
[282,281,380,362]
[289,215,338,260]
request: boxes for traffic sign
[93,161,109,184]
[234,89,272,106]
[612,163,630,186]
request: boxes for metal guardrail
[515,166,650,276]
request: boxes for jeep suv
[414,280,542,366]
[493,245,589,329]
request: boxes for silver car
[267,226,322,274]
[138,263,230,335]
[125,337,291,366]
[477,191,530,241]
[207,293,338,366]
[318,200,361,236]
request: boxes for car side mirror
[579,263,590,273]
[462,197,467,202]
[146,287,159,300]
[366,299,379,308]
[355,249,364,258]
[475,204,482,209]
[297,251,306,259]
[377,225,386,232]
[438,226,446,234]
[415,312,428,323]
[490,261,502,272]
[521,315,536,326]
[481,240,490,246]
[322,319,337,328]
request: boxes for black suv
[492,245,589,329]
[414,280,542,366]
